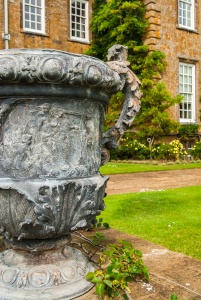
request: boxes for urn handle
[101,45,142,165]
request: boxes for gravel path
[105,168,201,195]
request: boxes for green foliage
[86,0,148,74]
[141,50,167,80]
[110,134,187,161]
[134,51,183,139]
[190,141,201,159]
[90,232,107,246]
[87,0,183,142]
[171,294,196,300]
[86,240,149,299]
[135,81,182,140]
[111,131,150,160]
[96,217,110,230]
[152,140,186,160]
[178,123,199,137]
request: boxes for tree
[87,0,183,144]
[86,0,149,75]
[134,51,183,141]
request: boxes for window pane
[25,5,29,12]
[31,6,35,13]
[179,63,195,121]
[31,14,35,21]
[25,13,29,20]
[31,22,35,29]
[70,0,88,40]
[178,0,194,29]
[23,0,44,32]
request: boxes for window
[70,0,89,42]
[179,62,195,123]
[23,0,45,33]
[182,140,194,160]
[178,0,194,30]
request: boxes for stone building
[143,0,201,151]
[0,0,92,53]
[1,0,201,152]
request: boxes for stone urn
[0,46,141,299]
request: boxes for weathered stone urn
[0,46,141,299]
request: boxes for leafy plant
[109,136,187,161]
[96,217,110,229]
[86,239,149,299]
[71,218,149,299]
[178,123,199,137]
[190,141,201,159]
[171,294,196,300]
[86,0,148,75]
[110,131,150,160]
[134,50,182,140]
[87,0,183,146]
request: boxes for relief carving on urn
[0,46,141,299]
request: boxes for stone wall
[143,0,201,127]
[0,0,92,53]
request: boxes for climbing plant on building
[86,0,183,145]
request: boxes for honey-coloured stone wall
[0,0,92,53]
[143,0,201,127]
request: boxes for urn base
[0,244,94,300]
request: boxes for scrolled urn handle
[101,45,142,165]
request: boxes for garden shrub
[110,132,150,160]
[152,140,186,161]
[190,141,201,159]
[109,137,187,161]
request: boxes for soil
[77,228,201,300]
[77,168,201,300]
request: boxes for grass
[100,161,201,175]
[100,186,201,260]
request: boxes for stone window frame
[22,0,45,34]
[178,0,195,30]
[70,0,89,43]
[179,62,196,124]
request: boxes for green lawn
[100,186,201,260]
[100,161,201,175]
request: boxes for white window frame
[70,0,89,43]
[178,0,195,30]
[23,0,45,34]
[179,62,196,123]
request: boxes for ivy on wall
[86,0,183,142]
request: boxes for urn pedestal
[0,49,121,299]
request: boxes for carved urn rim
[0,48,121,102]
